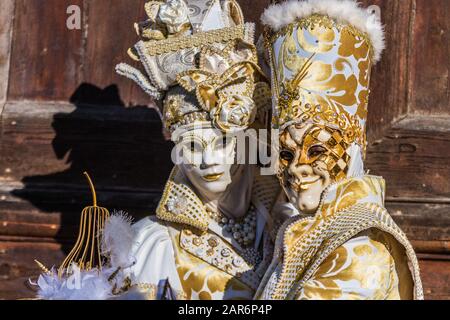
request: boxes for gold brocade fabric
[266,14,373,151]
[169,226,256,300]
[296,229,413,300]
[256,175,423,300]
[152,167,279,300]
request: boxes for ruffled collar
[156,166,280,233]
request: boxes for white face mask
[177,128,237,197]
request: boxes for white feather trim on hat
[261,0,385,62]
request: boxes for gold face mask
[277,123,351,214]
[279,124,351,182]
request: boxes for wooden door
[0,0,448,299]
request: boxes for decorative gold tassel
[58,172,110,277]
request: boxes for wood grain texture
[0,100,173,190]
[0,0,449,300]
[8,0,84,101]
[361,0,413,143]
[366,115,450,200]
[0,0,14,106]
[418,258,450,300]
[409,0,449,114]
[83,0,151,106]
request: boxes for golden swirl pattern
[265,14,373,152]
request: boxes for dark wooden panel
[409,0,450,114]
[238,0,270,36]
[0,99,173,191]
[367,115,450,200]
[419,258,450,300]
[387,202,450,247]
[0,241,65,300]
[0,181,160,246]
[361,0,413,142]
[0,0,14,105]
[8,104,448,224]
[83,0,151,106]
[8,0,84,101]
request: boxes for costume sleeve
[296,229,410,300]
[123,217,184,299]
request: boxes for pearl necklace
[208,205,257,248]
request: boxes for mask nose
[201,147,216,169]
[288,162,314,182]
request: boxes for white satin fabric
[125,216,183,295]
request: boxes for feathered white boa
[33,211,138,300]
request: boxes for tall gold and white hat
[117,0,271,138]
[262,0,385,153]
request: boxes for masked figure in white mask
[255,0,423,300]
[111,0,280,300]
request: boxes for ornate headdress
[262,0,385,152]
[117,0,271,137]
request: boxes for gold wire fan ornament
[58,172,110,277]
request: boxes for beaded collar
[156,166,280,235]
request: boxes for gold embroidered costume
[130,167,278,300]
[256,0,423,300]
[114,0,279,300]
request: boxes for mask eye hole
[308,145,327,159]
[185,140,202,153]
[214,136,232,150]
[280,150,294,162]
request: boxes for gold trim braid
[292,203,423,300]
[144,24,248,56]
[269,203,423,300]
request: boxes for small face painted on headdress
[278,123,351,214]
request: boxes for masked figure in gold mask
[255,0,423,300]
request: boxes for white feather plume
[33,211,138,300]
[34,265,115,300]
[261,0,385,62]
[101,211,136,269]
